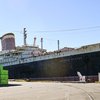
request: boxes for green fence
[0,65,8,85]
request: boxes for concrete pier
[0,81,100,100]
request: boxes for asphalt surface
[0,81,100,100]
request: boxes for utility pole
[57,40,59,51]
[23,28,27,46]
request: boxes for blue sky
[0,0,100,51]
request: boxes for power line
[3,26,100,34]
[33,26,100,33]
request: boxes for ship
[0,29,100,79]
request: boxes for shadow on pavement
[0,84,22,87]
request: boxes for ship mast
[23,28,27,46]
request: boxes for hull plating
[4,51,100,79]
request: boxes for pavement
[0,81,100,100]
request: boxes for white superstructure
[0,43,100,67]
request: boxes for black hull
[4,51,100,79]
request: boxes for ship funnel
[41,38,43,49]
[1,33,15,51]
[33,37,36,46]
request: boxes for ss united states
[0,29,100,79]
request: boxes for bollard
[98,73,100,82]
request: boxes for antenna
[23,28,27,46]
